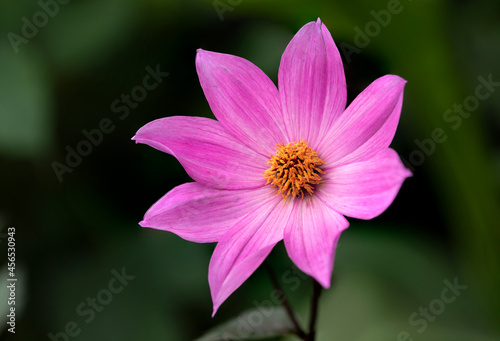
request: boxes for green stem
[265,262,307,339]
[307,279,322,341]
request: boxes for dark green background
[0,0,499,340]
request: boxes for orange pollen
[263,140,325,200]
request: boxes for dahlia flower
[133,18,411,315]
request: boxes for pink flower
[133,18,411,316]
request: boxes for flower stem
[307,279,322,341]
[265,262,307,339]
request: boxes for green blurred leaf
[195,306,295,341]
[0,43,52,158]
[44,240,186,341]
[42,0,137,73]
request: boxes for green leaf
[195,306,296,341]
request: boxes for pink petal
[319,75,406,166]
[139,183,276,243]
[209,197,293,316]
[279,18,346,148]
[317,148,412,220]
[196,49,287,155]
[133,116,268,190]
[284,198,349,288]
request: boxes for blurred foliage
[0,44,52,157]
[0,0,499,340]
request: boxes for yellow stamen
[263,140,325,200]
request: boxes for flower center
[263,140,325,200]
